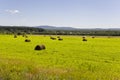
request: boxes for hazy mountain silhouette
[35,25,77,30]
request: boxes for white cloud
[5,9,20,14]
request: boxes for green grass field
[0,35,120,80]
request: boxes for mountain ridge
[35,25,77,30]
[35,25,120,31]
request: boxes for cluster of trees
[1,26,120,36]
[37,29,120,36]
[0,26,44,34]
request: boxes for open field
[0,35,120,80]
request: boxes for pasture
[0,35,120,80]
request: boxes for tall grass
[0,35,120,80]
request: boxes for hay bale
[92,36,95,38]
[58,38,63,41]
[14,35,17,38]
[57,36,60,38]
[82,38,87,41]
[34,44,46,50]
[82,36,86,38]
[34,45,42,50]
[22,35,25,37]
[41,44,46,49]
[25,39,31,42]
[50,37,56,40]
[25,35,28,38]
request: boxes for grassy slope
[0,35,120,80]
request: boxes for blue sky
[0,0,120,28]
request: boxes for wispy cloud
[5,9,20,14]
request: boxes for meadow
[0,35,120,80]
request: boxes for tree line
[1,26,120,36]
[0,26,44,34]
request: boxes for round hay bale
[35,45,42,50]
[82,36,86,39]
[34,45,46,50]
[25,35,28,38]
[57,36,60,38]
[22,35,25,37]
[50,37,56,40]
[25,39,31,42]
[92,36,95,38]
[58,38,63,41]
[14,35,17,38]
[82,38,87,41]
[41,44,46,49]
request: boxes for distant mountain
[35,25,77,30]
[107,28,120,31]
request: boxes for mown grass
[0,35,120,80]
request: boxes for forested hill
[0,26,45,34]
